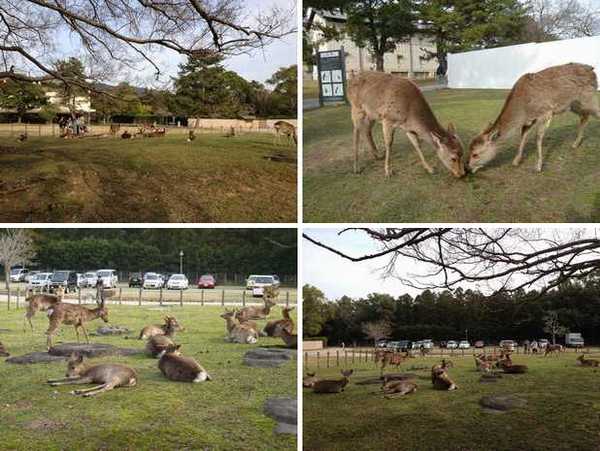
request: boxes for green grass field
[0,305,296,450]
[303,89,600,222]
[303,352,600,451]
[0,133,296,222]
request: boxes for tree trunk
[4,268,10,309]
[375,53,385,72]
[552,332,556,345]
[17,115,22,123]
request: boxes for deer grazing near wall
[138,316,183,340]
[468,63,600,173]
[146,319,179,358]
[312,369,353,394]
[47,354,137,397]
[0,342,9,357]
[24,286,64,332]
[220,310,258,344]
[45,297,109,349]
[158,344,212,383]
[273,121,297,145]
[263,307,294,337]
[348,71,465,178]
[576,354,600,367]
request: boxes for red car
[197,274,216,289]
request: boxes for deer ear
[447,122,456,134]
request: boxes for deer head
[468,125,500,172]
[66,353,86,377]
[430,123,466,178]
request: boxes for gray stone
[91,325,131,336]
[480,394,527,412]
[48,343,143,358]
[356,373,418,385]
[243,348,295,368]
[479,373,503,383]
[264,397,297,435]
[6,352,67,365]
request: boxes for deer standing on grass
[45,297,109,349]
[0,342,9,357]
[348,71,466,178]
[138,316,183,340]
[273,121,297,145]
[220,310,258,344]
[544,344,564,356]
[158,344,212,383]
[146,318,179,358]
[24,286,64,332]
[312,369,353,394]
[576,354,600,367]
[375,350,409,377]
[47,354,137,397]
[263,307,294,337]
[468,63,600,173]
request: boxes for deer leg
[24,310,34,333]
[536,114,552,172]
[81,325,90,344]
[74,325,81,343]
[364,120,382,160]
[72,383,112,396]
[382,121,395,178]
[48,376,92,386]
[352,115,362,174]
[513,122,535,166]
[572,113,590,149]
[406,131,434,174]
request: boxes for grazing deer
[375,350,409,377]
[382,379,418,398]
[544,344,564,356]
[263,307,294,337]
[312,369,353,394]
[273,120,297,145]
[24,286,64,332]
[138,316,183,340]
[468,63,600,173]
[348,71,465,178]
[0,341,9,357]
[236,296,277,322]
[220,310,258,344]
[303,372,320,388]
[146,319,179,358]
[46,298,109,349]
[47,354,137,397]
[158,344,212,383]
[576,354,600,367]
[496,355,528,373]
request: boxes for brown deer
[303,372,320,388]
[138,316,183,340]
[24,286,64,332]
[312,369,353,394]
[158,344,212,383]
[544,344,564,356]
[496,354,528,373]
[263,306,294,337]
[577,354,600,367]
[375,350,409,377]
[273,120,297,145]
[47,354,137,397]
[474,356,492,373]
[278,328,297,349]
[348,71,465,178]
[431,360,458,390]
[468,63,600,173]
[220,310,258,344]
[0,341,9,357]
[146,319,179,358]
[235,296,277,322]
[382,379,418,398]
[45,298,109,349]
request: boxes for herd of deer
[348,63,600,177]
[0,284,295,397]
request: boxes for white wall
[448,36,600,90]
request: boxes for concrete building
[305,9,438,80]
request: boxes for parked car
[197,274,216,289]
[49,270,78,293]
[246,275,278,290]
[76,273,85,288]
[446,340,458,349]
[24,271,41,283]
[375,340,388,348]
[82,271,98,288]
[499,340,516,351]
[565,333,585,348]
[538,339,549,349]
[439,340,448,348]
[474,340,485,348]
[414,339,434,350]
[96,269,118,288]
[27,272,53,290]
[458,340,471,349]
[9,267,29,283]
[143,272,163,289]
[167,274,189,290]
[388,340,412,352]
[128,273,143,288]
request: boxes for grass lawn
[0,305,297,450]
[0,133,296,222]
[303,89,600,222]
[303,352,600,451]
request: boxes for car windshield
[201,276,213,281]
[255,277,273,283]
[52,271,69,281]
[32,273,46,280]
[171,275,185,280]
[85,272,96,278]
[97,271,112,277]
[145,274,158,280]
[10,268,22,275]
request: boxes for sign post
[317,49,348,107]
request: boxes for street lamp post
[179,250,184,274]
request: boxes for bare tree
[543,310,568,344]
[303,228,600,294]
[0,229,35,306]
[525,0,600,41]
[0,0,295,92]
[361,320,392,346]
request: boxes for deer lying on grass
[468,63,600,173]
[496,355,528,373]
[46,298,109,349]
[431,360,458,390]
[0,342,9,357]
[375,350,409,377]
[382,379,418,399]
[475,356,492,373]
[146,319,179,358]
[220,310,258,344]
[303,372,320,388]
[273,120,297,145]
[348,71,466,178]
[47,354,137,397]
[263,307,294,337]
[278,328,297,349]
[312,369,353,394]
[576,354,600,367]
[236,296,277,322]
[24,286,64,332]
[138,316,183,340]
[158,344,212,383]
[544,344,564,356]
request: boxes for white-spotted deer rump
[348,71,465,178]
[158,344,212,383]
[47,354,137,397]
[468,63,600,172]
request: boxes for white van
[96,269,118,288]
